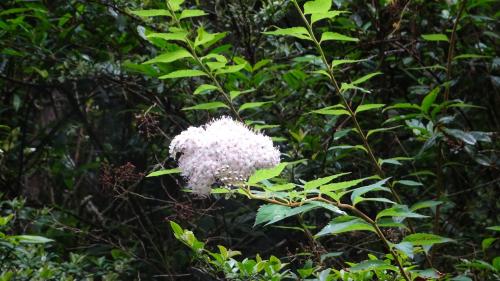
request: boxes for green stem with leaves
[165,1,242,121]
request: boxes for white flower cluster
[169,116,280,196]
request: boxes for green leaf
[0,214,14,226]
[265,183,296,192]
[147,32,188,42]
[254,204,318,226]
[147,168,181,177]
[310,105,349,116]
[179,9,207,20]
[396,180,423,187]
[130,9,170,17]
[486,226,500,232]
[421,33,449,42]
[366,126,401,139]
[143,49,193,64]
[482,237,497,251]
[443,128,477,145]
[13,235,54,244]
[182,102,229,111]
[320,177,371,193]
[170,221,184,237]
[352,72,382,85]
[320,32,359,42]
[453,54,491,60]
[355,103,385,114]
[263,27,312,41]
[311,11,345,25]
[410,200,443,211]
[383,103,420,112]
[194,84,218,95]
[402,233,454,246]
[248,163,288,184]
[331,58,366,68]
[315,216,376,237]
[195,28,227,47]
[238,101,273,112]
[303,0,332,15]
[350,178,390,205]
[159,69,207,79]
[421,87,440,114]
[304,172,350,190]
[349,260,397,272]
[395,242,414,259]
[168,0,185,11]
[215,64,246,75]
[376,205,428,220]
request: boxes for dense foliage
[0,0,499,280]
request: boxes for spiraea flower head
[169,116,280,196]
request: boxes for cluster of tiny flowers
[169,116,280,196]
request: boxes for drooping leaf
[147,168,181,177]
[366,126,401,139]
[350,178,391,205]
[254,204,318,226]
[410,200,443,211]
[352,72,382,85]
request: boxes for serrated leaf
[182,102,229,111]
[320,32,358,42]
[303,0,332,15]
[263,27,312,41]
[315,216,376,237]
[130,9,170,17]
[144,49,193,64]
[194,84,218,95]
[376,205,428,220]
[421,33,449,42]
[248,163,287,184]
[179,9,207,20]
[159,69,207,79]
[147,32,188,42]
[304,172,350,190]
[147,168,181,177]
[349,260,397,272]
[238,101,273,112]
[402,233,454,246]
[355,103,385,114]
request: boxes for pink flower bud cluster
[169,116,280,196]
